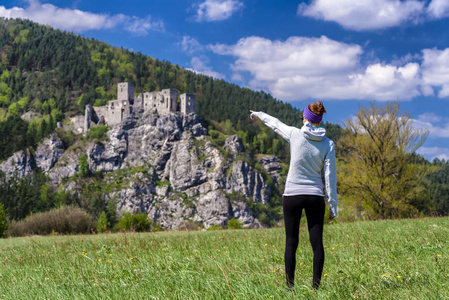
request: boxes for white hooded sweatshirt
[251,111,338,217]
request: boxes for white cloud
[427,0,449,19]
[410,113,449,161]
[416,147,449,161]
[390,52,421,66]
[211,35,363,99]
[416,112,442,123]
[181,36,204,54]
[0,0,163,34]
[231,72,244,82]
[211,35,423,101]
[194,0,244,22]
[298,0,425,31]
[186,57,225,79]
[421,48,449,98]
[344,62,421,100]
[298,0,449,31]
[181,37,225,79]
[124,16,164,35]
[412,114,449,138]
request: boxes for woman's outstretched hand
[250,110,255,120]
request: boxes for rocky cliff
[0,110,283,229]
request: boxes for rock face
[226,160,270,204]
[258,155,283,187]
[0,150,35,180]
[224,134,244,158]
[0,133,65,180]
[35,134,65,172]
[87,129,128,172]
[1,110,279,230]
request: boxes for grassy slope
[0,217,448,299]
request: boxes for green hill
[0,17,342,162]
[0,17,298,122]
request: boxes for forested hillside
[0,17,299,121]
[0,17,343,162]
[1,18,447,236]
[0,17,339,232]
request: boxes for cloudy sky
[1,0,449,161]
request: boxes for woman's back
[285,122,335,196]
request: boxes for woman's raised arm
[250,110,295,142]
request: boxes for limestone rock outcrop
[34,134,65,172]
[258,155,283,187]
[0,133,65,180]
[0,150,35,180]
[224,134,244,158]
[1,110,280,230]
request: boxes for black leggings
[283,195,325,288]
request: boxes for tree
[420,158,449,216]
[337,102,431,219]
[0,203,8,238]
[78,154,90,177]
[96,211,109,233]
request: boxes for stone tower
[107,82,134,126]
[117,82,134,102]
[180,93,196,115]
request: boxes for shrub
[227,217,243,229]
[7,206,95,237]
[178,220,199,231]
[208,129,219,139]
[206,224,223,231]
[55,128,77,148]
[156,180,171,187]
[114,212,157,232]
[86,125,110,141]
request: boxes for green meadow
[1,217,448,300]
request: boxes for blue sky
[1,0,449,161]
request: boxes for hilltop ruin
[67,83,196,133]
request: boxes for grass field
[1,217,448,299]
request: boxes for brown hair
[308,100,326,116]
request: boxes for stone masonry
[82,83,196,133]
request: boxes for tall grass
[0,217,448,299]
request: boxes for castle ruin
[82,82,196,133]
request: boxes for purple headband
[304,106,322,123]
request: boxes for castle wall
[142,92,159,111]
[84,105,93,133]
[180,93,196,115]
[71,115,85,133]
[108,99,131,126]
[158,92,170,115]
[135,88,190,116]
[161,89,178,113]
[134,94,144,112]
[93,106,108,124]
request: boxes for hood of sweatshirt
[301,122,326,141]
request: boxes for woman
[250,101,337,289]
